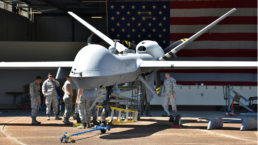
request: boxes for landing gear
[99,121,107,134]
[101,86,113,117]
[138,75,181,123]
[169,115,174,122]
[173,115,181,125]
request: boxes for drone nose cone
[70,44,119,89]
[72,44,119,76]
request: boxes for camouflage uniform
[78,95,91,124]
[162,77,177,112]
[88,100,97,121]
[42,79,60,115]
[30,81,41,117]
[63,81,73,119]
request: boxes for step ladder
[96,106,138,124]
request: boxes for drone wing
[68,12,128,52]
[0,61,73,79]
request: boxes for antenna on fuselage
[109,39,120,54]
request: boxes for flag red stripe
[170,16,257,25]
[170,33,257,41]
[170,0,257,9]
[160,81,257,86]
[160,69,257,74]
[175,49,257,57]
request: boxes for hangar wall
[0,41,87,61]
[120,86,257,106]
[35,16,107,42]
[0,41,91,105]
[0,8,31,41]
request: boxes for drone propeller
[163,39,187,54]
[124,40,137,51]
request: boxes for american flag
[107,2,170,49]
[107,1,257,86]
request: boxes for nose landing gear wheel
[99,121,107,134]
[174,115,181,125]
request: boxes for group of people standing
[29,72,178,127]
[29,72,97,129]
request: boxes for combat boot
[64,118,73,124]
[162,111,168,117]
[55,115,62,120]
[31,117,40,125]
[86,123,91,128]
[35,117,41,124]
[47,114,50,120]
[77,122,86,129]
[93,119,99,126]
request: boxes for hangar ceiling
[1,0,107,15]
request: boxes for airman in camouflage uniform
[89,100,98,125]
[42,72,61,120]
[76,88,91,129]
[162,73,177,117]
[29,76,42,125]
[62,77,73,124]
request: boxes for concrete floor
[0,109,255,118]
[0,110,257,145]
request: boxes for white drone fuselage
[70,40,164,91]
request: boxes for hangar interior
[0,1,257,144]
[0,0,257,113]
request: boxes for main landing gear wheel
[169,115,174,122]
[173,115,181,125]
[100,121,107,134]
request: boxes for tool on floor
[60,122,112,143]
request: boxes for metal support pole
[126,102,128,121]
[138,75,171,116]
[135,111,138,121]
[227,85,231,111]
[97,107,99,118]
[118,110,121,121]
[90,90,106,111]
[110,109,114,121]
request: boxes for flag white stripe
[169,41,257,49]
[170,25,257,33]
[170,8,257,17]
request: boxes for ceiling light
[30,12,42,14]
[91,16,102,18]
